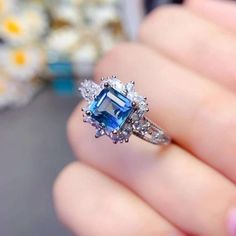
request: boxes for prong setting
[79,76,149,144]
[103,82,110,88]
[132,101,137,107]
[85,110,92,116]
[112,129,118,134]
[95,129,105,138]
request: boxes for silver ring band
[132,117,170,145]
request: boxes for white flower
[0,47,45,82]
[99,29,119,52]
[93,5,119,27]
[1,4,48,44]
[52,4,81,26]
[0,14,32,45]
[0,77,41,109]
[46,28,80,54]
[21,4,48,38]
[73,43,98,64]
[11,80,41,107]
[72,42,98,77]
[0,75,17,108]
[84,5,119,28]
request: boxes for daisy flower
[72,42,98,77]
[0,47,45,82]
[22,4,48,38]
[0,14,31,45]
[84,5,119,29]
[46,28,80,54]
[99,30,118,52]
[0,75,17,108]
[11,80,41,107]
[52,4,82,27]
[0,76,41,108]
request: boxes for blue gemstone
[89,87,133,132]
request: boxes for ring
[79,76,171,145]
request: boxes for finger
[53,162,184,236]
[94,42,236,183]
[186,0,236,31]
[68,104,236,236]
[139,5,236,91]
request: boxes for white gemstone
[128,92,145,103]
[79,80,100,102]
[83,116,92,123]
[135,95,145,103]
[127,91,136,100]
[132,118,150,135]
[139,101,148,111]
[125,82,135,93]
[95,129,105,138]
[130,112,140,121]
[112,79,125,91]
[151,131,161,142]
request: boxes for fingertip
[53,162,80,227]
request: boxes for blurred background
[0,0,182,235]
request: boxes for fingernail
[228,208,236,236]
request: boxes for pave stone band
[132,117,170,145]
[79,76,171,145]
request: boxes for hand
[53,1,236,235]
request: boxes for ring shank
[132,117,171,145]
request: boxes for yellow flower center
[4,19,22,35]
[12,50,27,66]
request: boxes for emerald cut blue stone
[89,87,133,132]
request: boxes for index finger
[139,5,236,91]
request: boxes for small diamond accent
[79,80,100,102]
[110,78,125,92]
[125,81,135,93]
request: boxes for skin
[53,0,236,235]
